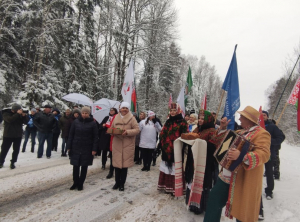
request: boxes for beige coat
[112,112,140,168]
[230,127,271,222]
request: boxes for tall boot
[70,166,79,190]
[113,168,120,189]
[78,166,88,191]
[106,165,114,179]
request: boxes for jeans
[0,137,22,164]
[61,138,67,154]
[22,129,37,152]
[37,132,53,158]
[265,158,274,196]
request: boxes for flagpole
[276,101,289,125]
[215,90,225,124]
[272,54,300,119]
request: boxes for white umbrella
[92,98,120,124]
[62,93,93,106]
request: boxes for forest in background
[1,0,300,144]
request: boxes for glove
[155,142,162,158]
[152,118,157,124]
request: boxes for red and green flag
[288,76,300,132]
[131,87,137,112]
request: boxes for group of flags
[122,47,300,132]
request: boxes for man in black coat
[34,105,56,159]
[59,109,72,157]
[262,111,285,199]
[0,104,29,169]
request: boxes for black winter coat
[265,120,285,156]
[2,109,29,138]
[33,112,56,133]
[67,116,98,166]
[98,116,111,152]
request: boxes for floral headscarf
[197,109,215,131]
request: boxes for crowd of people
[0,101,285,222]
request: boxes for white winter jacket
[139,119,162,149]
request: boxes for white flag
[121,59,134,104]
[177,86,185,117]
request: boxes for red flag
[131,88,137,112]
[168,94,173,108]
[258,106,265,129]
[201,94,207,110]
[297,88,300,132]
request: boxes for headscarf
[120,102,130,109]
[197,109,215,131]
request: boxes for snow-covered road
[0,141,299,222]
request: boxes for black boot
[77,184,83,191]
[106,171,113,179]
[119,184,124,191]
[10,163,16,169]
[112,183,119,190]
[102,165,105,170]
[70,183,78,190]
[141,166,147,171]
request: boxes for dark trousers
[265,158,274,196]
[204,178,229,222]
[73,165,88,185]
[115,167,128,185]
[134,145,141,163]
[108,151,114,173]
[140,148,154,169]
[22,129,37,152]
[152,151,157,165]
[61,138,67,155]
[37,132,53,158]
[273,149,280,178]
[259,196,264,217]
[0,137,22,164]
[52,132,60,151]
[101,149,108,166]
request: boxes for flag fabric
[297,87,300,132]
[184,66,193,106]
[177,86,186,117]
[121,59,134,105]
[200,94,207,110]
[258,106,265,129]
[288,76,300,105]
[131,87,137,112]
[168,94,173,108]
[222,45,240,130]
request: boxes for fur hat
[42,105,52,109]
[120,102,130,109]
[237,106,260,125]
[11,103,22,112]
[81,106,91,114]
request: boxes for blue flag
[222,45,240,130]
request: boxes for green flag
[185,66,193,106]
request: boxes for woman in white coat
[139,111,162,171]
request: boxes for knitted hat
[81,106,91,114]
[120,102,130,109]
[11,104,22,112]
[147,110,155,118]
[262,110,269,117]
[31,108,37,113]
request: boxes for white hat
[120,102,130,109]
[147,110,155,118]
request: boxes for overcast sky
[174,0,300,115]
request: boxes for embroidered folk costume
[204,106,271,222]
[174,109,223,214]
[157,103,188,194]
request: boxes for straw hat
[237,106,260,125]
